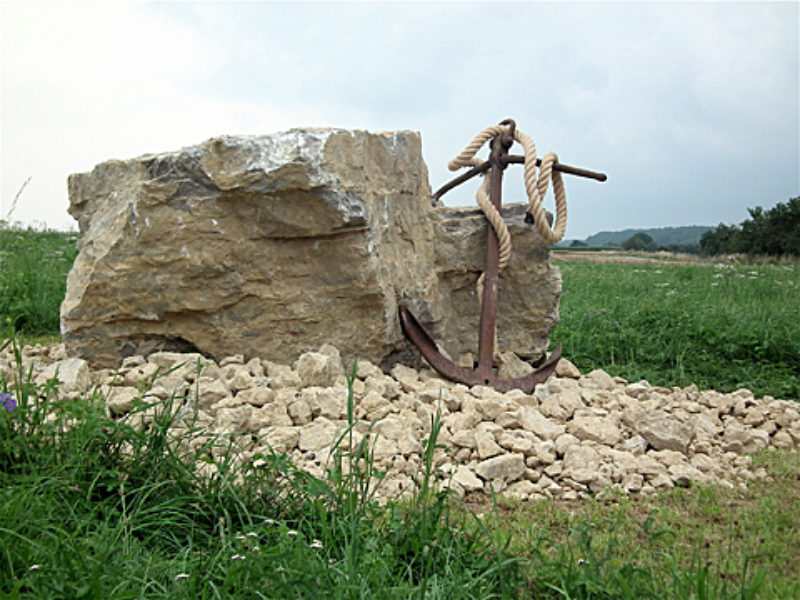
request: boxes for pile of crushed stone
[2,342,797,502]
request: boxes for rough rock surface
[4,342,797,503]
[62,128,560,370]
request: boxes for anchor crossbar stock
[431,154,607,206]
[400,119,606,394]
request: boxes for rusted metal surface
[431,152,607,206]
[402,119,604,393]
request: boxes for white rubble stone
[581,369,616,390]
[476,453,526,483]
[248,401,293,430]
[287,397,313,425]
[452,465,484,492]
[372,436,400,460]
[213,405,252,433]
[390,364,420,390]
[296,352,341,388]
[302,387,347,420]
[555,358,581,379]
[495,410,523,429]
[475,430,504,460]
[373,416,407,441]
[397,434,422,456]
[8,339,797,504]
[298,417,340,452]
[497,430,535,455]
[530,440,557,465]
[496,352,534,380]
[771,430,794,449]
[669,463,707,486]
[444,410,482,433]
[257,426,300,453]
[567,416,622,446]
[553,433,580,457]
[451,430,476,448]
[723,427,769,454]
[122,362,160,386]
[35,357,91,395]
[355,359,383,380]
[236,387,274,407]
[358,390,392,421]
[194,376,232,407]
[635,410,694,453]
[520,408,566,440]
[504,479,538,500]
[266,363,303,390]
[619,434,649,456]
[106,386,140,415]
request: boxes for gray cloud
[2,1,797,240]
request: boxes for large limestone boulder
[62,128,560,370]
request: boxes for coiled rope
[447,123,568,254]
[448,123,567,360]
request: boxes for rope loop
[448,123,567,246]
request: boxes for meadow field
[1,227,798,599]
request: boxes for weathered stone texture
[62,128,560,371]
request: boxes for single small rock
[520,407,566,440]
[635,409,693,453]
[475,454,526,483]
[555,358,581,379]
[567,416,622,446]
[35,357,91,395]
[106,386,140,415]
[452,465,484,492]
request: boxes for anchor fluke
[398,304,562,394]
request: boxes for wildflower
[310,539,323,549]
[286,530,299,537]
[1,393,16,412]
[28,564,41,571]
[231,554,246,561]
[174,573,190,581]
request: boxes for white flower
[287,530,299,537]
[174,573,190,581]
[231,554,246,561]
[309,539,323,549]
[28,564,41,571]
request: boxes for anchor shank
[476,141,506,384]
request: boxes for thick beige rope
[448,124,568,249]
[448,124,568,360]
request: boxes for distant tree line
[567,234,702,254]
[700,197,800,257]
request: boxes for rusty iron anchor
[399,120,606,393]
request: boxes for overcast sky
[2,1,798,240]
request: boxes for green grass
[1,227,798,598]
[470,447,799,599]
[0,225,78,336]
[551,258,800,400]
[1,343,524,598]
